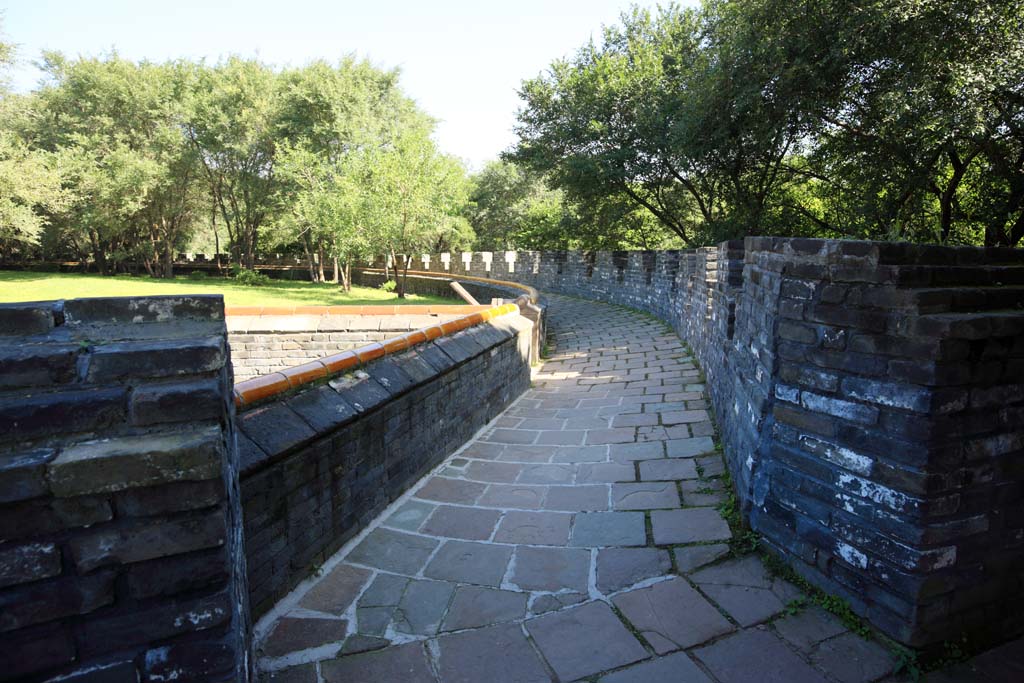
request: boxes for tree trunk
[331,254,340,284]
[301,233,318,282]
[316,241,326,283]
[390,247,405,298]
[90,229,108,276]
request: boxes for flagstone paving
[255,294,901,682]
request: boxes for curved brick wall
[233,308,536,615]
[394,240,1024,650]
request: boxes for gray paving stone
[699,583,786,626]
[551,445,608,463]
[586,428,637,445]
[359,573,408,607]
[384,500,436,532]
[773,605,849,652]
[651,508,731,544]
[544,484,609,511]
[436,622,552,683]
[811,632,896,683]
[415,476,487,504]
[518,418,566,430]
[683,489,727,506]
[510,546,590,592]
[537,429,586,445]
[662,409,709,424]
[571,511,647,547]
[486,428,540,444]
[421,505,501,540]
[576,462,636,484]
[493,510,572,545]
[298,563,371,615]
[424,540,513,586]
[596,547,672,593]
[356,574,407,635]
[517,464,574,484]
[599,651,713,683]
[530,591,587,614]
[340,634,390,655]
[609,442,664,461]
[261,616,347,657]
[263,664,317,683]
[461,442,505,459]
[532,600,650,680]
[694,628,829,683]
[356,606,394,636]
[612,482,680,509]
[690,556,794,626]
[639,459,699,481]
[697,456,726,477]
[497,444,554,463]
[674,544,729,573]
[690,555,771,588]
[391,578,455,636]
[691,421,714,436]
[348,528,439,575]
[466,460,524,483]
[613,577,733,653]
[665,437,716,458]
[479,484,547,509]
[321,642,436,683]
[442,586,528,631]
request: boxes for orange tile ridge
[232,302,520,409]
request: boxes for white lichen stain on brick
[800,436,873,476]
[837,542,868,569]
[173,606,225,629]
[836,473,917,513]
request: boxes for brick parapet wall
[235,314,535,617]
[404,240,1024,650]
[0,296,251,682]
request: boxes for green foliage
[380,279,397,292]
[188,270,207,280]
[511,0,1024,246]
[233,268,271,287]
[0,29,474,276]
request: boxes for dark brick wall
[0,296,251,682]
[404,241,1024,650]
[236,314,534,617]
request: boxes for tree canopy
[510,0,1024,247]
[0,36,473,288]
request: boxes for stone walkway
[255,295,900,683]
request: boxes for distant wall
[0,296,251,682]
[235,313,535,616]
[394,241,1024,651]
[226,310,484,382]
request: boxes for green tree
[187,58,279,270]
[0,32,67,258]
[364,123,472,296]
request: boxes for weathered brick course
[0,294,251,682]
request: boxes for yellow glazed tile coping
[233,302,520,408]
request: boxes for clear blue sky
[2,0,692,170]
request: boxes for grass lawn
[0,271,454,308]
